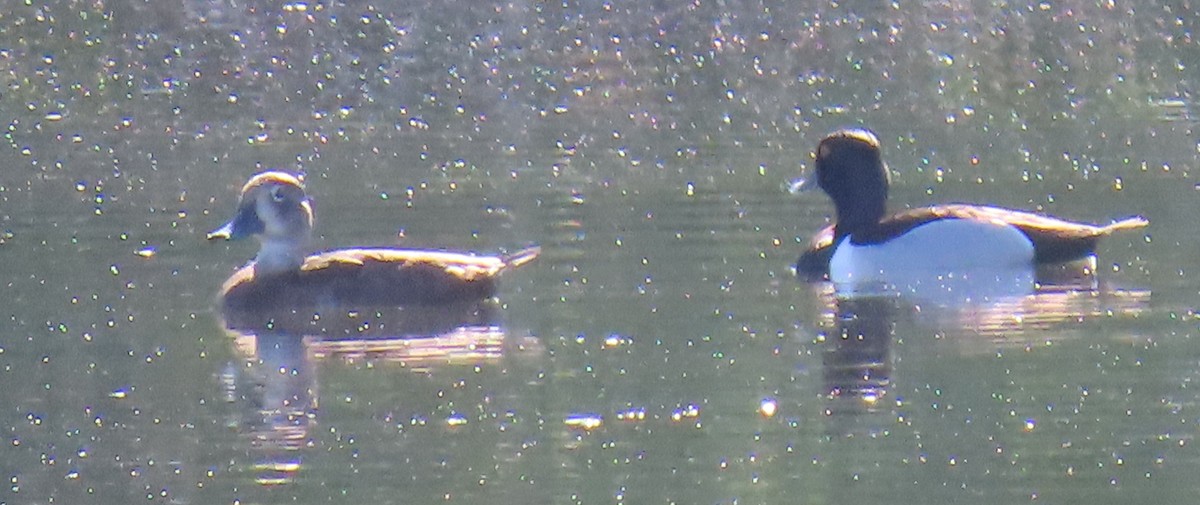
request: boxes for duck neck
[253,237,308,276]
[833,199,886,243]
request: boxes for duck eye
[269,186,287,202]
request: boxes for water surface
[1,1,1197,503]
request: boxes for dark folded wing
[798,205,1147,274]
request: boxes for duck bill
[206,221,235,241]
[207,205,263,241]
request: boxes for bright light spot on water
[671,404,700,422]
[565,413,603,431]
[759,398,777,418]
[616,408,645,421]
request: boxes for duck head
[814,128,890,240]
[208,171,314,275]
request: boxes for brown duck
[209,171,539,311]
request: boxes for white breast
[829,219,1036,304]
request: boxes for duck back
[220,248,531,311]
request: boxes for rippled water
[2,1,1198,503]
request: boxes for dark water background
[1,1,1198,503]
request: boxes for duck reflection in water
[814,282,1150,436]
[224,324,538,486]
[222,332,313,486]
[822,295,896,424]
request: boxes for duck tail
[502,246,542,270]
[1101,216,1149,234]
